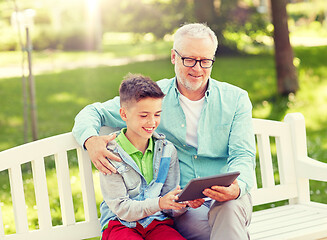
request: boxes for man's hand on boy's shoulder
[84,134,122,175]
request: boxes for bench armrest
[297,156,327,182]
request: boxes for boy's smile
[120,97,162,153]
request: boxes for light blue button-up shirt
[73,77,256,197]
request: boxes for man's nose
[192,60,202,70]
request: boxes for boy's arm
[100,172,161,222]
[161,144,188,217]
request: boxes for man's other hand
[202,179,240,202]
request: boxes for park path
[0,54,167,79]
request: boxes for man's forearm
[72,104,102,147]
[72,98,123,147]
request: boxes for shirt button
[181,124,185,127]
[194,155,198,159]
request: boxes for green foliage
[287,0,326,23]
[0,25,18,51]
[101,0,191,39]
[32,26,61,50]
[221,5,271,53]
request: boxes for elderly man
[73,23,255,240]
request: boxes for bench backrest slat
[77,147,98,221]
[275,132,296,185]
[9,165,29,234]
[55,151,76,226]
[256,133,275,188]
[0,204,4,237]
[31,157,52,229]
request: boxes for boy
[99,74,187,240]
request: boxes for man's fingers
[99,156,117,174]
[103,150,121,162]
[92,158,112,175]
[203,188,225,201]
[106,133,117,141]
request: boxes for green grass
[0,35,173,69]
[1,45,327,236]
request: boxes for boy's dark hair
[119,73,165,106]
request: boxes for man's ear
[120,108,127,121]
[171,49,176,64]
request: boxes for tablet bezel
[176,171,240,202]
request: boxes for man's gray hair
[173,23,218,51]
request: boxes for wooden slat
[275,134,296,185]
[77,148,98,222]
[251,217,327,239]
[0,202,4,236]
[250,204,327,240]
[256,134,275,188]
[8,165,29,234]
[0,133,78,172]
[54,151,75,226]
[31,158,52,230]
[251,184,298,206]
[253,118,287,136]
[2,220,101,240]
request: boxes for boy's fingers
[170,186,182,196]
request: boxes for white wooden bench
[0,113,327,240]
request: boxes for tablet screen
[176,171,240,202]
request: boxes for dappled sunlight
[252,100,272,119]
[48,92,89,106]
[6,116,23,127]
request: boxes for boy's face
[120,97,162,143]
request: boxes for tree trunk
[270,0,298,95]
[194,0,216,24]
[193,0,239,55]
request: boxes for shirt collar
[115,128,153,155]
[173,76,211,101]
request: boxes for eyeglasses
[174,49,215,69]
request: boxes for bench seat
[250,203,327,240]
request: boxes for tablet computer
[176,171,240,202]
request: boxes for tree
[270,0,298,95]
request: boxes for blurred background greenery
[0,0,327,237]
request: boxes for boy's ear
[120,108,127,121]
